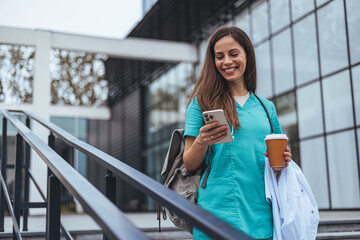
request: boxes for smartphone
[202,109,233,144]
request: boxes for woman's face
[213,35,247,84]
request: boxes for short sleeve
[184,98,204,137]
[270,102,283,134]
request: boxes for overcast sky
[0,0,143,39]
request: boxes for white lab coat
[264,159,320,240]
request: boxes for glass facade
[50,116,88,177]
[145,0,360,210]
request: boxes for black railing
[0,109,252,240]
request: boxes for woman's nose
[224,55,232,64]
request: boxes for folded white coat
[264,158,320,240]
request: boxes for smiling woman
[183,26,291,240]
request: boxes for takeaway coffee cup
[265,134,288,167]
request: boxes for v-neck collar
[235,92,254,110]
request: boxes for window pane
[296,81,324,138]
[251,0,269,44]
[293,13,319,85]
[358,129,360,159]
[275,92,299,163]
[255,41,273,98]
[300,137,329,208]
[291,0,314,21]
[78,118,87,136]
[50,117,75,133]
[353,66,360,125]
[270,0,290,33]
[322,70,354,132]
[318,0,348,76]
[317,0,330,7]
[234,10,250,37]
[275,92,298,143]
[272,29,294,95]
[346,0,360,64]
[327,130,360,208]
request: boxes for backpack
[159,129,210,233]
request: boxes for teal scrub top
[184,92,283,240]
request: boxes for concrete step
[318,219,360,233]
[316,211,360,240]
[316,231,360,240]
[0,230,102,240]
[0,228,192,240]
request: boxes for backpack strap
[253,93,274,134]
[200,146,211,188]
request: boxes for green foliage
[50,49,108,106]
[0,45,35,103]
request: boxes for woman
[183,26,292,239]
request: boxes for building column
[29,30,52,214]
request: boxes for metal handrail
[0,173,22,240]
[1,110,148,240]
[19,110,252,239]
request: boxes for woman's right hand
[197,121,229,146]
[183,122,229,172]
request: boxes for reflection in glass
[198,40,208,75]
[50,117,75,133]
[346,0,360,64]
[316,0,329,7]
[270,0,290,33]
[275,92,299,163]
[327,130,360,208]
[272,29,294,95]
[352,66,360,125]
[293,14,319,85]
[251,0,269,43]
[291,0,314,21]
[358,129,360,156]
[300,137,329,208]
[255,41,273,98]
[318,0,348,76]
[297,82,324,138]
[322,70,354,132]
[234,10,250,37]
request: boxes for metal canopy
[106,0,252,105]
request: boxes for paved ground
[2,212,176,233]
[2,210,359,233]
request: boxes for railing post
[46,173,61,240]
[46,131,61,240]
[22,116,31,231]
[0,117,7,232]
[13,133,23,240]
[105,170,116,204]
[103,170,116,240]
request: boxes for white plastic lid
[265,134,288,141]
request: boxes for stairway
[316,211,360,240]
[0,211,359,239]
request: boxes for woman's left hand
[264,147,292,171]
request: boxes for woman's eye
[216,56,223,60]
[231,53,239,57]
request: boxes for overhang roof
[106,0,253,106]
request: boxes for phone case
[202,109,233,144]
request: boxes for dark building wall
[87,88,146,211]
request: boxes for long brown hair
[187,26,257,129]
